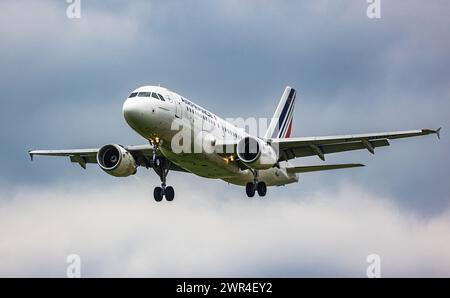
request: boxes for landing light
[151,137,161,144]
[224,156,234,163]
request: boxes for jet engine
[236,136,278,170]
[97,144,137,177]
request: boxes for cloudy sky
[0,0,449,277]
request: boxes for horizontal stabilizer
[286,163,365,174]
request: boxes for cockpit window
[128,92,138,98]
[157,93,166,101]
[151,93,160,100]
[138,92,151,97]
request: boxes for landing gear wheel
[257,182,267,197]
[165,186,175,201]
[153,187,164,202]
[246,182,256,198]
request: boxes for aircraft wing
[286,163,364,174]
[28,145,188,172]
[272,128,441,161]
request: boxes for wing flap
[286,163,365,174]
[284,139,390,159]
[69,155,97,169]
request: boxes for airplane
[29,86,441,202]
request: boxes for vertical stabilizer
[264,86,297,139]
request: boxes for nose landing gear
[150,139,175,202]
[152,156,175,202]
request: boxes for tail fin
[264,86,297,139]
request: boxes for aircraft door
[167,94,182,119]
[175,97,182,119]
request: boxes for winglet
[422,128,442,140]
[28,150,34,161]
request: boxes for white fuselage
[122,86,298,186]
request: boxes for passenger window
[129,92,138,98]
[157,94,166,101]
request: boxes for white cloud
[0,179,449,277]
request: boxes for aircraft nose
[123,97,145,125]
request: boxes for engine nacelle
[97,144,137,177]
[237,137,278,170]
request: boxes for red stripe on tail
[285,120,293,138]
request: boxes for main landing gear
[245,170,267,198]
[150,139,175,202]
